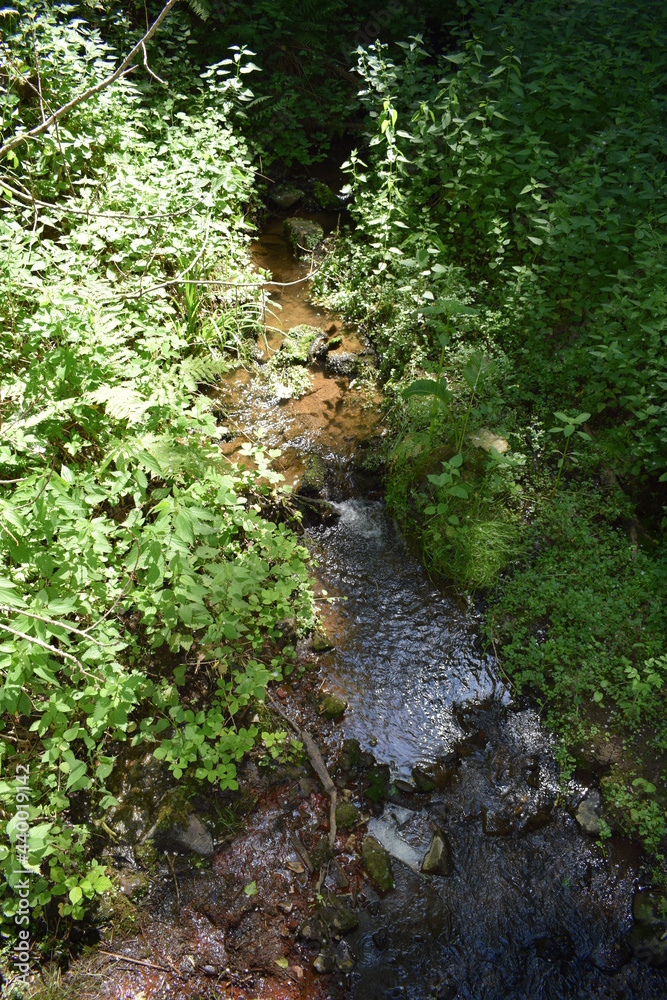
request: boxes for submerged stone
[311,621,334,651]
[297,455,327,498]
[629,888,667,967]
[159,813,213,856]
[362,835,394,891]
[481,805,512,836]
[283,217,324,254]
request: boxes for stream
[94,194,667,1000]
[213,196,667,998]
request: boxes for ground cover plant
[0,0,315,946]
[313,0,667,852]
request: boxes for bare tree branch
[0,0,180,162]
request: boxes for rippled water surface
[310,500,506,775]
[308,500,667,1000]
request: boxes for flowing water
[96,200,666,1000]
[216,204,667,998]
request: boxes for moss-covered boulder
[335,801,360,829]
[284,217,324,254]
[312,181,340,210]
[362,835,394,891]
[318,693,347,718]
[297,455,328,498]
[311,622,334,650]
[278,325,325,365]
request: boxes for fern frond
[88,384,150,425]
[185,0,211,20]
[178,354,229,391]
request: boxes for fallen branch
[0,0,180,161]
[266,691,337,847]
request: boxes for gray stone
[313,950,335,973]
[334,939,355,972]
[163,814,213,856]
[421,831,452,877]
[575,790,601,835]
[270,184,304,210]
[324,351,363,378]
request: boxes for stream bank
[44,191,667,1000]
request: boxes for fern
[178,354,230,391]
[185,0,211,20]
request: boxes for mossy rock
[311,622,333,651]
[318,693,347,718]
[312,181,340,210]
[335,801,360,829]
[297,455,328,498]
[365,763,390,802]
[278,325,324,365]
[284,217,324,254]
[362,836,394,891]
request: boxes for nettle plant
[0,1,314,932]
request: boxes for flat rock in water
[161,814,213,856]
[421,830,452,876]
[324,351,363,378]
[270,184,304,210]
[575,790,600,835]
[362,835,394,891]
[283,217,324,254]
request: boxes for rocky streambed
[70,182,667,1000]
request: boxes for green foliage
[317,1,667,478]
[0,0,314,935]
[486,489,666,737]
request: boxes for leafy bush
[0,1,313,934]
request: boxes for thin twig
[0,175,194,221]
[98,950,174,974]
[0,623,102,681]
[266,691,338,846]
[0,0,181,161]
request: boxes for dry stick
[98,950,174,974]
[266,692,337,847]
[0,0,181,161]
